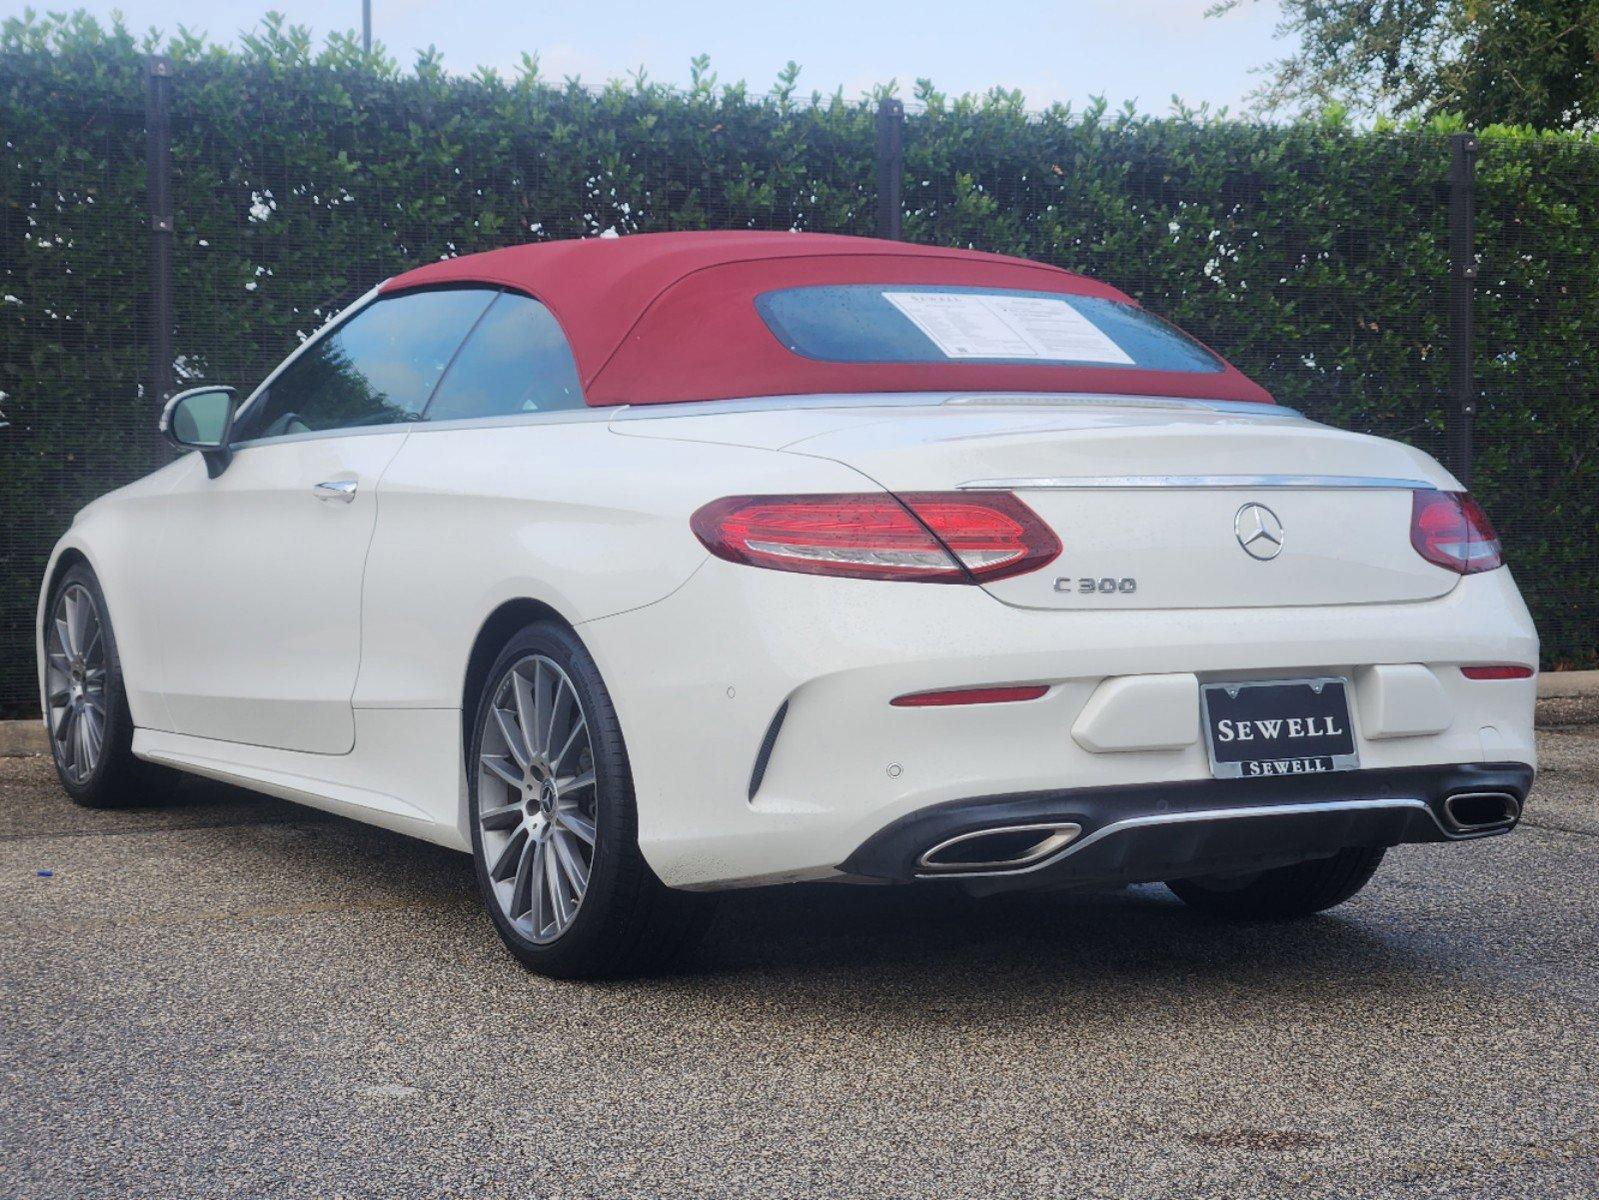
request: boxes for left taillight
[1410,489,1504,575]
[689,492,1061,584]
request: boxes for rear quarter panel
[353,414,881,710]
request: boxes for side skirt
[133,707,470,852]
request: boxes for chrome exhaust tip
[1441,791,1521,835]
[917,822,1082,874]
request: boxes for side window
[423,292,584,422]
[238,289,496,440]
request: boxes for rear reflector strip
[891,684,1050,708]
[1460,665,1534,680]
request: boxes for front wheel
[1164,846,1386,919]
[467,621,713,978]
[44,563,164,808]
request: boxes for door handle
[313,479,358,504]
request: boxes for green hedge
[2,12,1594,716]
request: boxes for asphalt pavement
[3,702,1597,1198]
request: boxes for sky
[10,1,1289,113]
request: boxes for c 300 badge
[1054,576,1137,595]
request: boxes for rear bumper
[583,559,1538,890]
[841,761,1534,890]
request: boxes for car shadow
[696,875,1397,975]
[64,771,1444,1019]
[644,877,1468,1035]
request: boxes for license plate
[1201,677,1358,779]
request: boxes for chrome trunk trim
[959,474,1437,492]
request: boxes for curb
[1,719,47,757]
[1538,670,1599,699]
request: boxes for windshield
[755,285,1224,374]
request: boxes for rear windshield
[755,285,1224,374]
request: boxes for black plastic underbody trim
[840,762,1535,888]
[747,701,789,801]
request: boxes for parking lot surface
[3,705,1597,1199]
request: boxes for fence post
[145,55,174,411]
[1447,131,1478,487]
[875,97,904,240]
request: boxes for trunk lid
[619,395,1463,610]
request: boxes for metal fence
[3,61,1595,717]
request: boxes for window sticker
[881,291,1135,364]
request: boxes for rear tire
[43,563,164,808]
[467,621,714,979]
[1164,846,1386,919]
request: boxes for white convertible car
[38,232,1537,977]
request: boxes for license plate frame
[1200,676,1359,779]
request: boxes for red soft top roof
[381,231,1272,406]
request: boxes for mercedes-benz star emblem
[1234,502,1285,561]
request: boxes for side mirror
[160,386,237,477]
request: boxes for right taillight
[689,491,1060,583]
[1410,489,1503,574]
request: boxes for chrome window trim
[238,391,1303,443]
[609,392,1306,422]
[913,797,1436,880]
[229,405,616,452]
[941,393,1303,417]
[411,406,620,434]
[228,421,423,453]
[958,473,1437,492]
[234,364,1307,446]
[609,393,949,422]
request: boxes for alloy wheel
[46,583,108,784]
[477,654,598,944]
